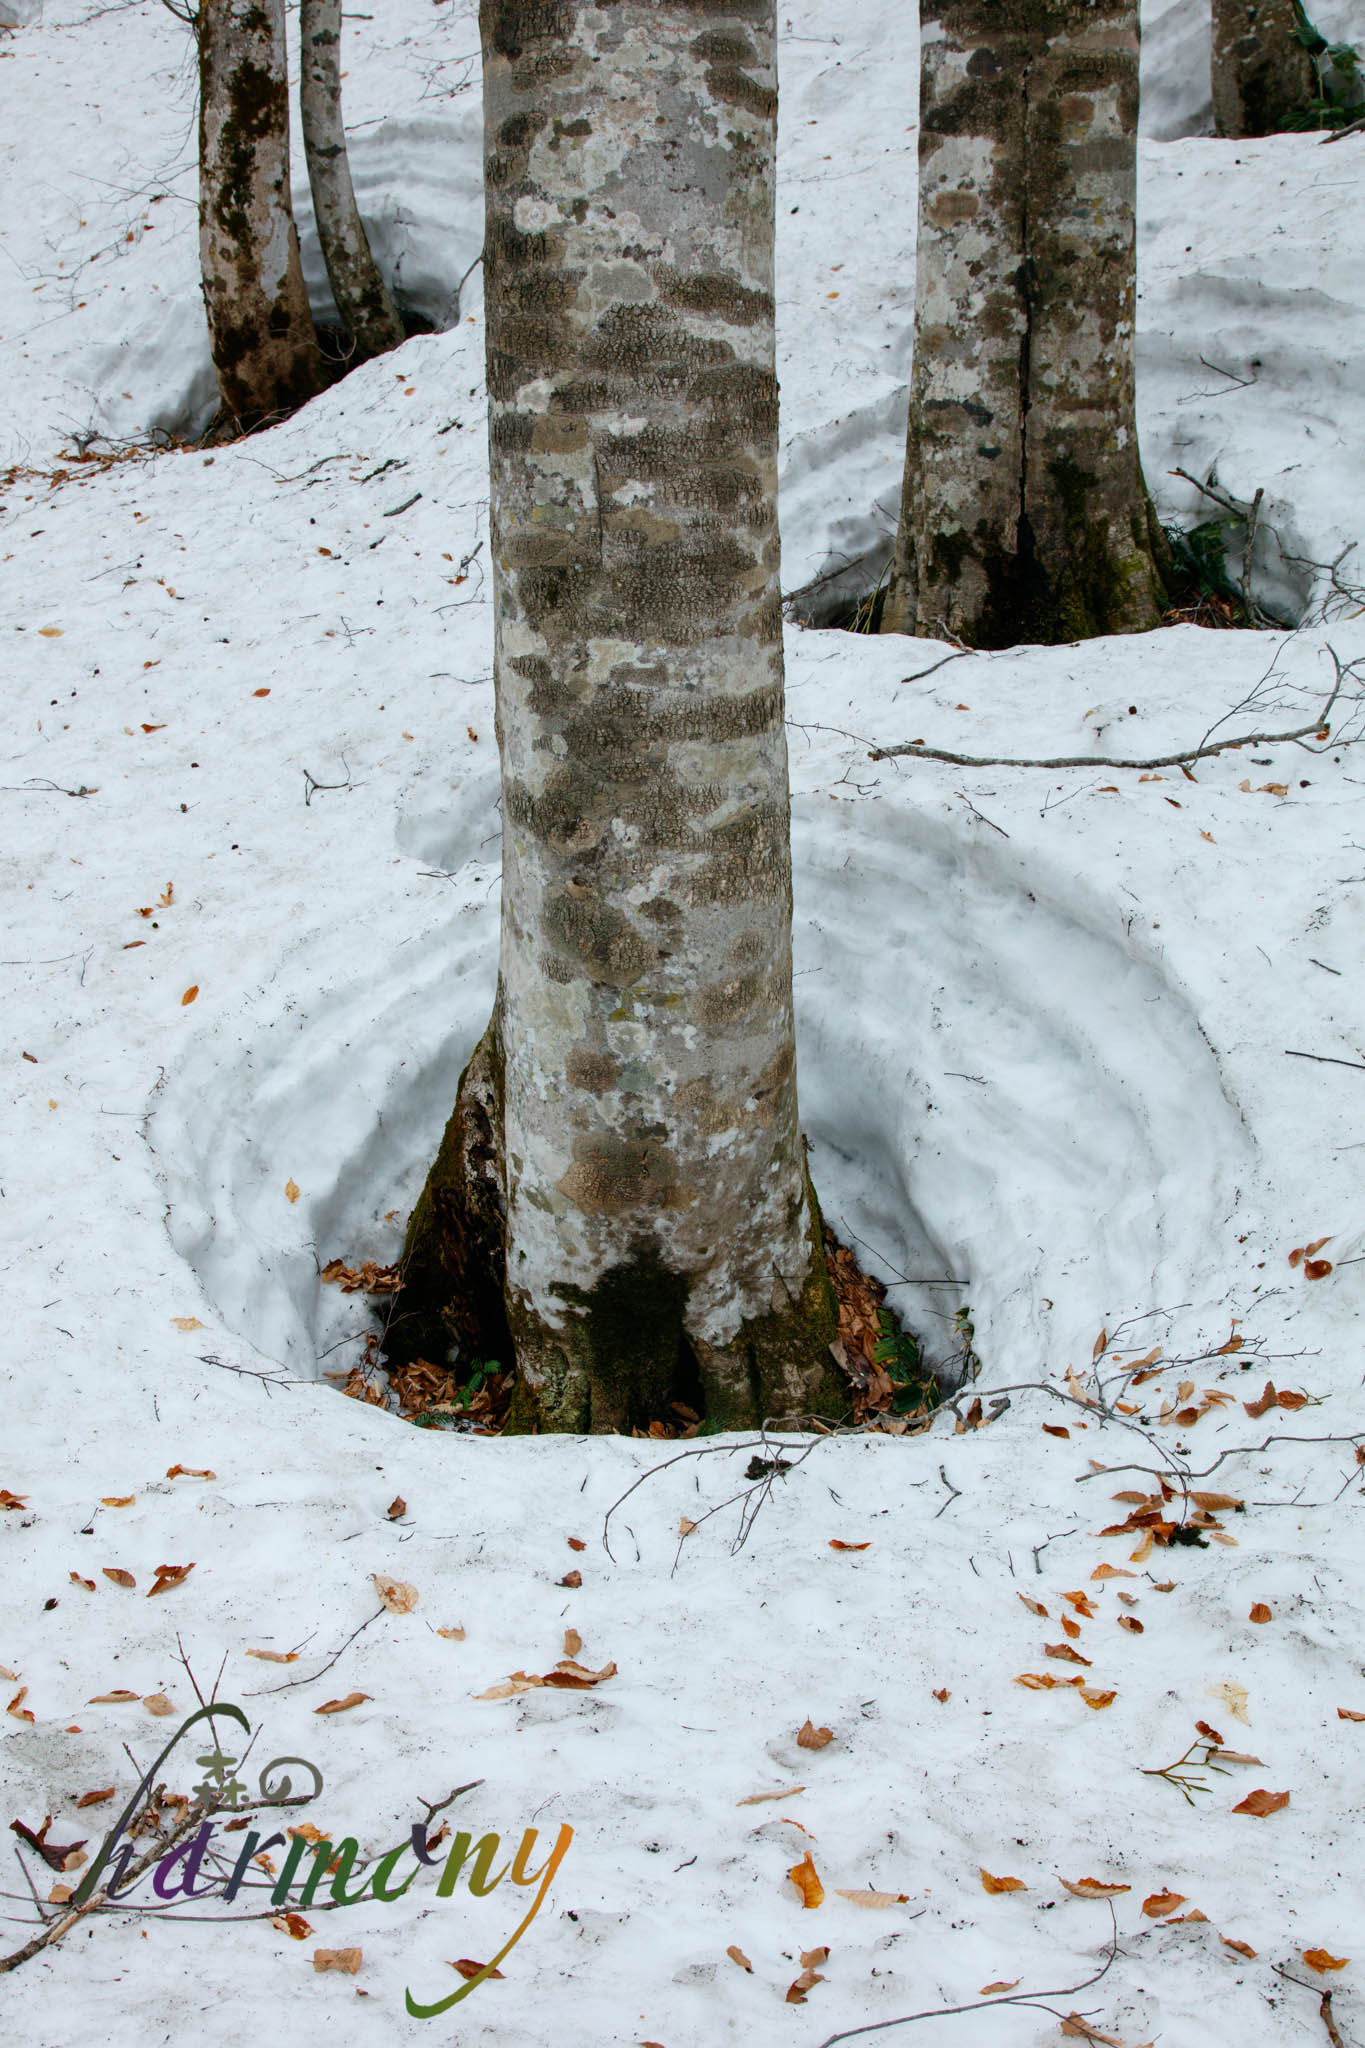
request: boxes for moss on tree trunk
[1212,0,1318,135]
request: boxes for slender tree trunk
[1211,0,1317,135]
[198,0,322,431]
[883,0,1168,649]
[398,0,840,1434]
[299,0,405,361]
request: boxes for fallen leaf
[7,1688,34,1723]
[1118,1615,1144,1634]
[313,1948,363,1974]
[1059,2018,1123,2045]
[1208,1681,1251,1725]
[147,1562,194,1597]
[980,1868,1027,1894]
[737,1786,805,1805]
[1221,1936,1258,1958]
[567,1537,586,1552]
[1090,1565,1134,1581]
[1337,1708,1365,1722]
[272,1911,312,1939]
[727,1944,754,1971]
[1249,1603,1272,1624]
[678,1515,697,1537]
[48,1883,74,1904]
[449,1959,505,1981]
[386,1497,406,1520]
[801,1945,830,1968]
[1232,1788,1289,1817]
[1092,1328,1108,1360]
[797,1719,834,1750]
[1189,1492,1243,1511]
[932,1687,950,1703]
[834,1887,910,1907]
[1078,1687,1117,1709]
[38,626,64,637]
[246,1649,299,1664]
[284,1179,300,1204]
[0,1491,28,1510]
[828,1540,871,1552]
[372,1574,418,1615]
[101,1495,134,1508]
[559,1570,582,1588]
[253,687,271,698]
[980,1980,1022,1994]
[1303,1949,1349,1972]
[170,1317,203,1333]
[101,1570,136,1589]
[1061,1878,1131,1899]
[1061,1615,1083,1640]
[1014,1672,1084,1690]
[1044,1642,1092,1666]
[436,1626,466,1642]
[1304,1258,1333,1280]
[142,1694,176,1717]
[314,1693,370,1715]
[87,1689,140,1703]
[1042,1424,1070,1439]
[166,1466,215,1481]
[1018,1594,1049,1616]
[75,1788,115,1809]
[180,985,198,1006]
[1142,1889,1186,1917]
[786,1964,825,2003]
[788,1850,824,1907]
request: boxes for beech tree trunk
[299,0,405,361]
[198,0,322,431]
[397,1,841,1434]
[883,0,1168,649]
[1211,0,1317,135]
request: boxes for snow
[2,2,1364,2044]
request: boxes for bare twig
[1286,1049,1365,1074]
[246,1607,385,1695]
[814,1904,1120,2048]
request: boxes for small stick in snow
[1285,1049,1365,1073]
[245,1606,385,1696]
[933,1464,961,1518]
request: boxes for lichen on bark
[882,0,1168,649]
[1211,0,1317,136]
[397,1,842,1434]
[299,0,405,362]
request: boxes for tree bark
[1211,0,1317,136]
[198,0,323,431]
[398,0,841,1434]
[299,0,405,361]
[883,0,1168,649]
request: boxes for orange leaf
[1249,1603,1272,1624]
[1232,1789,1290,1817]
[246,1649,299,1664]
[101,1496,134,1508]
[166,1465,216,1480]
[980,1868,1027,1894]
[314,1693,370,1715]
[101,1569,136,1588]
[147,1562,194,1596]
[1118,1615,1144,1634]
[449,1959,505,1981]
[559,1569,582,1588]
[1304,1259,1333,1281]
[1061,1615,1082,1640]
[1045,1642,1092,1666]
[76,1787,116,1808]
[1337,1708,1365,1722]
[1079,1687,1117,1709]
[142,1693,176,1717]
[727,1945,753,1971]
[1017,1594,1049,1616]
[371,1573,418,1615]
[980,1980,1021,1994]
[829,1540,871,1552]
[1303,1950,1349,1972]
[88,1689,140,1703]
[180,985,199,1006]
[284,1178,300,1204]
[1222,1936,1258,1958]
[1042,1424,1070,1439]
[788,1850,824,1908]
[1061,1878,1131,1899]
[567,1537,586,1552]
[1142,1890,1186,1917]
[271,1912,313,1939]
[797,1719,834,1750]
[312,1948,362,1974]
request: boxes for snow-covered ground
[2,3,1363,2044]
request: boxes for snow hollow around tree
[2,2,1364,2044]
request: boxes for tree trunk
[299,0,405,361]
[198,0,323,431]
[883,0,1168,649]
[397,0,841,1434]
[1212,0,1317,135]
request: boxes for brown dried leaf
[1142,1889,1186,1917]
[736,1786,805,1806]
[1044,1642,1092,1666]
[1079,1687,1118,1710]
[448,1959,505,1981]
[69,1573,96,1591]
[567,1537,586,1552]
[314,1693,369,1715]
[142,1693,176,1717]
[1061,1878,1131,1899]
[980,1868,1027,1894]
[272,1911,313,1939]
[166,1465,216,1481]
[788,1850,824,1908]
[1017,1593,1049,1616]
[1042,1424,1070,1439]
[559,1569,583,1589]
[101,1496,134,1508]
[75,1787,116,1809]
[371,1573,418,1614]
[1118,1615,1144,1634]
[1249,1603,1272,1624]
[828,1539,871,1552]
[313,1948,362,1974]
[1303,1949,1349,1972]
[6,1688,34,1723]
[980,1979,1021,1994]
[797,1718,834,1750]
[88,1689,140,1703]
[1059,2018,1123,2045]
[564,1628,583,1660]
[284,1179,300,1205]
[834,1887,910,1907]
[1232,1788,1289,1817]
[246,1649,300,1664]
[146,1562,194,1596]
[1337,1708,1365,1722]
[436,1625,466,1642]
[102,1569,136,1588]
[1221,1936,1258,1958]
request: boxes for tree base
[391,1016,845,1435]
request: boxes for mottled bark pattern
[198,0,322,429]
[884,0,1167,648]
[402,0,839,1432]
[299,0,405,360]
[1211,0,1316,135]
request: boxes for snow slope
[2,4,1364,2046]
